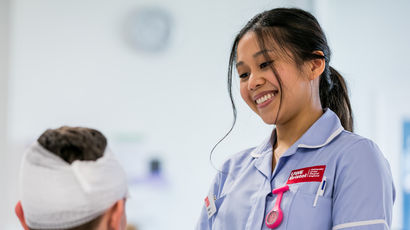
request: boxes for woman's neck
[274,107,324,156]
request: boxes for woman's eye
[260,61,273,69]
[239,73,249,79]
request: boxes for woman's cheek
[239,85,250,105]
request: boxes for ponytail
[319,66,353,132]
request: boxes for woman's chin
[260,116,277,125]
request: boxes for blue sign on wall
[403,121,410,230]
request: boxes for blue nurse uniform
[196,109,395,230]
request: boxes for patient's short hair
[37,126,107,164]
[32,126,108,230]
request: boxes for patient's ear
[15,201,29,230]
[108,199,126,230]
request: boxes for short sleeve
[195,171,223,230]
[332,139,395,230]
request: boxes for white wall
[0,0,10,224]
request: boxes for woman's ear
[308,50,326,80]
[15,201,29,230]
[108,199,126,230]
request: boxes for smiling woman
[236,32,326,127]
[196,8,395,230]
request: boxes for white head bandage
[20,142,128,229]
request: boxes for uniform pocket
[286,192,332,230]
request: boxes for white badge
[205,192,217,219]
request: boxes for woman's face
[236,32,315,125]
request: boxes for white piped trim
[332,219,389,230]
[251,126,343,157]
[298,127,344,149]
[250,149,272,158]
[250,150,263,158]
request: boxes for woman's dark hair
[33,126,107,230]
[211,8,353,162]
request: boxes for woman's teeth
[256,93,274,104]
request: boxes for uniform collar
[292,108,344,151]
[251,109,344,179]
[251,139,273,179]
[250,136,273,158]
[251,108,344,159]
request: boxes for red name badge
[286,165,326,184]
[205,197,210,207]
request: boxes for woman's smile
[253,90,279,109]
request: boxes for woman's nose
[248,73,265,91]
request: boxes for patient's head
[16,126,128,230]
[38,126,107,164]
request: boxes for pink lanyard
[265,185,289,229]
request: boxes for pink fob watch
[265,185,289,229]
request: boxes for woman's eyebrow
[253,49,273,58]
[236,50,274,68]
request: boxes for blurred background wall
[0,0,10,223]
[1,0,409,229]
